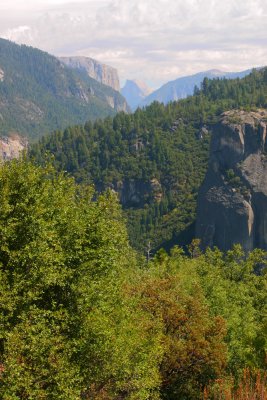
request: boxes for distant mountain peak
[131,79,153,96]
[205,69,224,74]
[140,68,254,108]
[121,79,152,110]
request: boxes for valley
[0,34,266,399]
[30,67,267,255]
[0,38,128,140]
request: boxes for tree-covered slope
[0,160,266,399]
[140,68,253,108]
[30,68,267,254]
[0,38,129,140]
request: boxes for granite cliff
[121,79,152,111]
[104,178,162,207]
[196,109,267,252]
[59,56,120,92]
[120,178,162,206]
[0,134,27,161]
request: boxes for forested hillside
[139,68,253,108]
[0,39,129,140]
[0,159,266,399]
[30,68,267,254]
[1,0,267,397]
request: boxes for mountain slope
[0,38,129,140]
[121,79,152,110]
[59,56,121,92]
[30,68,267,253]
[140,69,253,107]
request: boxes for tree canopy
[30,68,267,255]
[0,160,266,399]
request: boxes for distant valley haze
[0,0,266,88]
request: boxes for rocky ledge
[59,56,120,92]
[196,109,267,252]
[0,134,28,161]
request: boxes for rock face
[121,80,152,111]
[98,178,162,207]
[59,56,120,92]
[196,109,267,252]
[0,38,129,140]
[0,67,4,81]
[0,134,27,161]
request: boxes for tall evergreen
[30,68,267,254]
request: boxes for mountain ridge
[30,67,267,252]
[139,68,255,107]
[59,56,121,92]
[121,79,153,110]
[0,38,129,140]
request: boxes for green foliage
[136,251,227,400]
[30,67,267,254]
[30,104,210,254]
[0,160,266,399]
[200,68,267,108]
[145,245,267,399]
[0,38,127,140]
[195,245,267,374]
[225,168,242,186]
[0,160,160,399]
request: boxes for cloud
[0,0,266,86]
[3,25,33,43]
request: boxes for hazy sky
[0,0,266,87]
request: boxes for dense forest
[0,159,266,399]
[0,38,128,140]
[30,68,267,254]
[1,63,267,398]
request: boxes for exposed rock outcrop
[196,109,267,251]
[0,38,128,139]
[99,178,162,207]
[59,56,120,92]
[0,134,27,161]
[197,125,210,140]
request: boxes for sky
[0,0,266,88]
